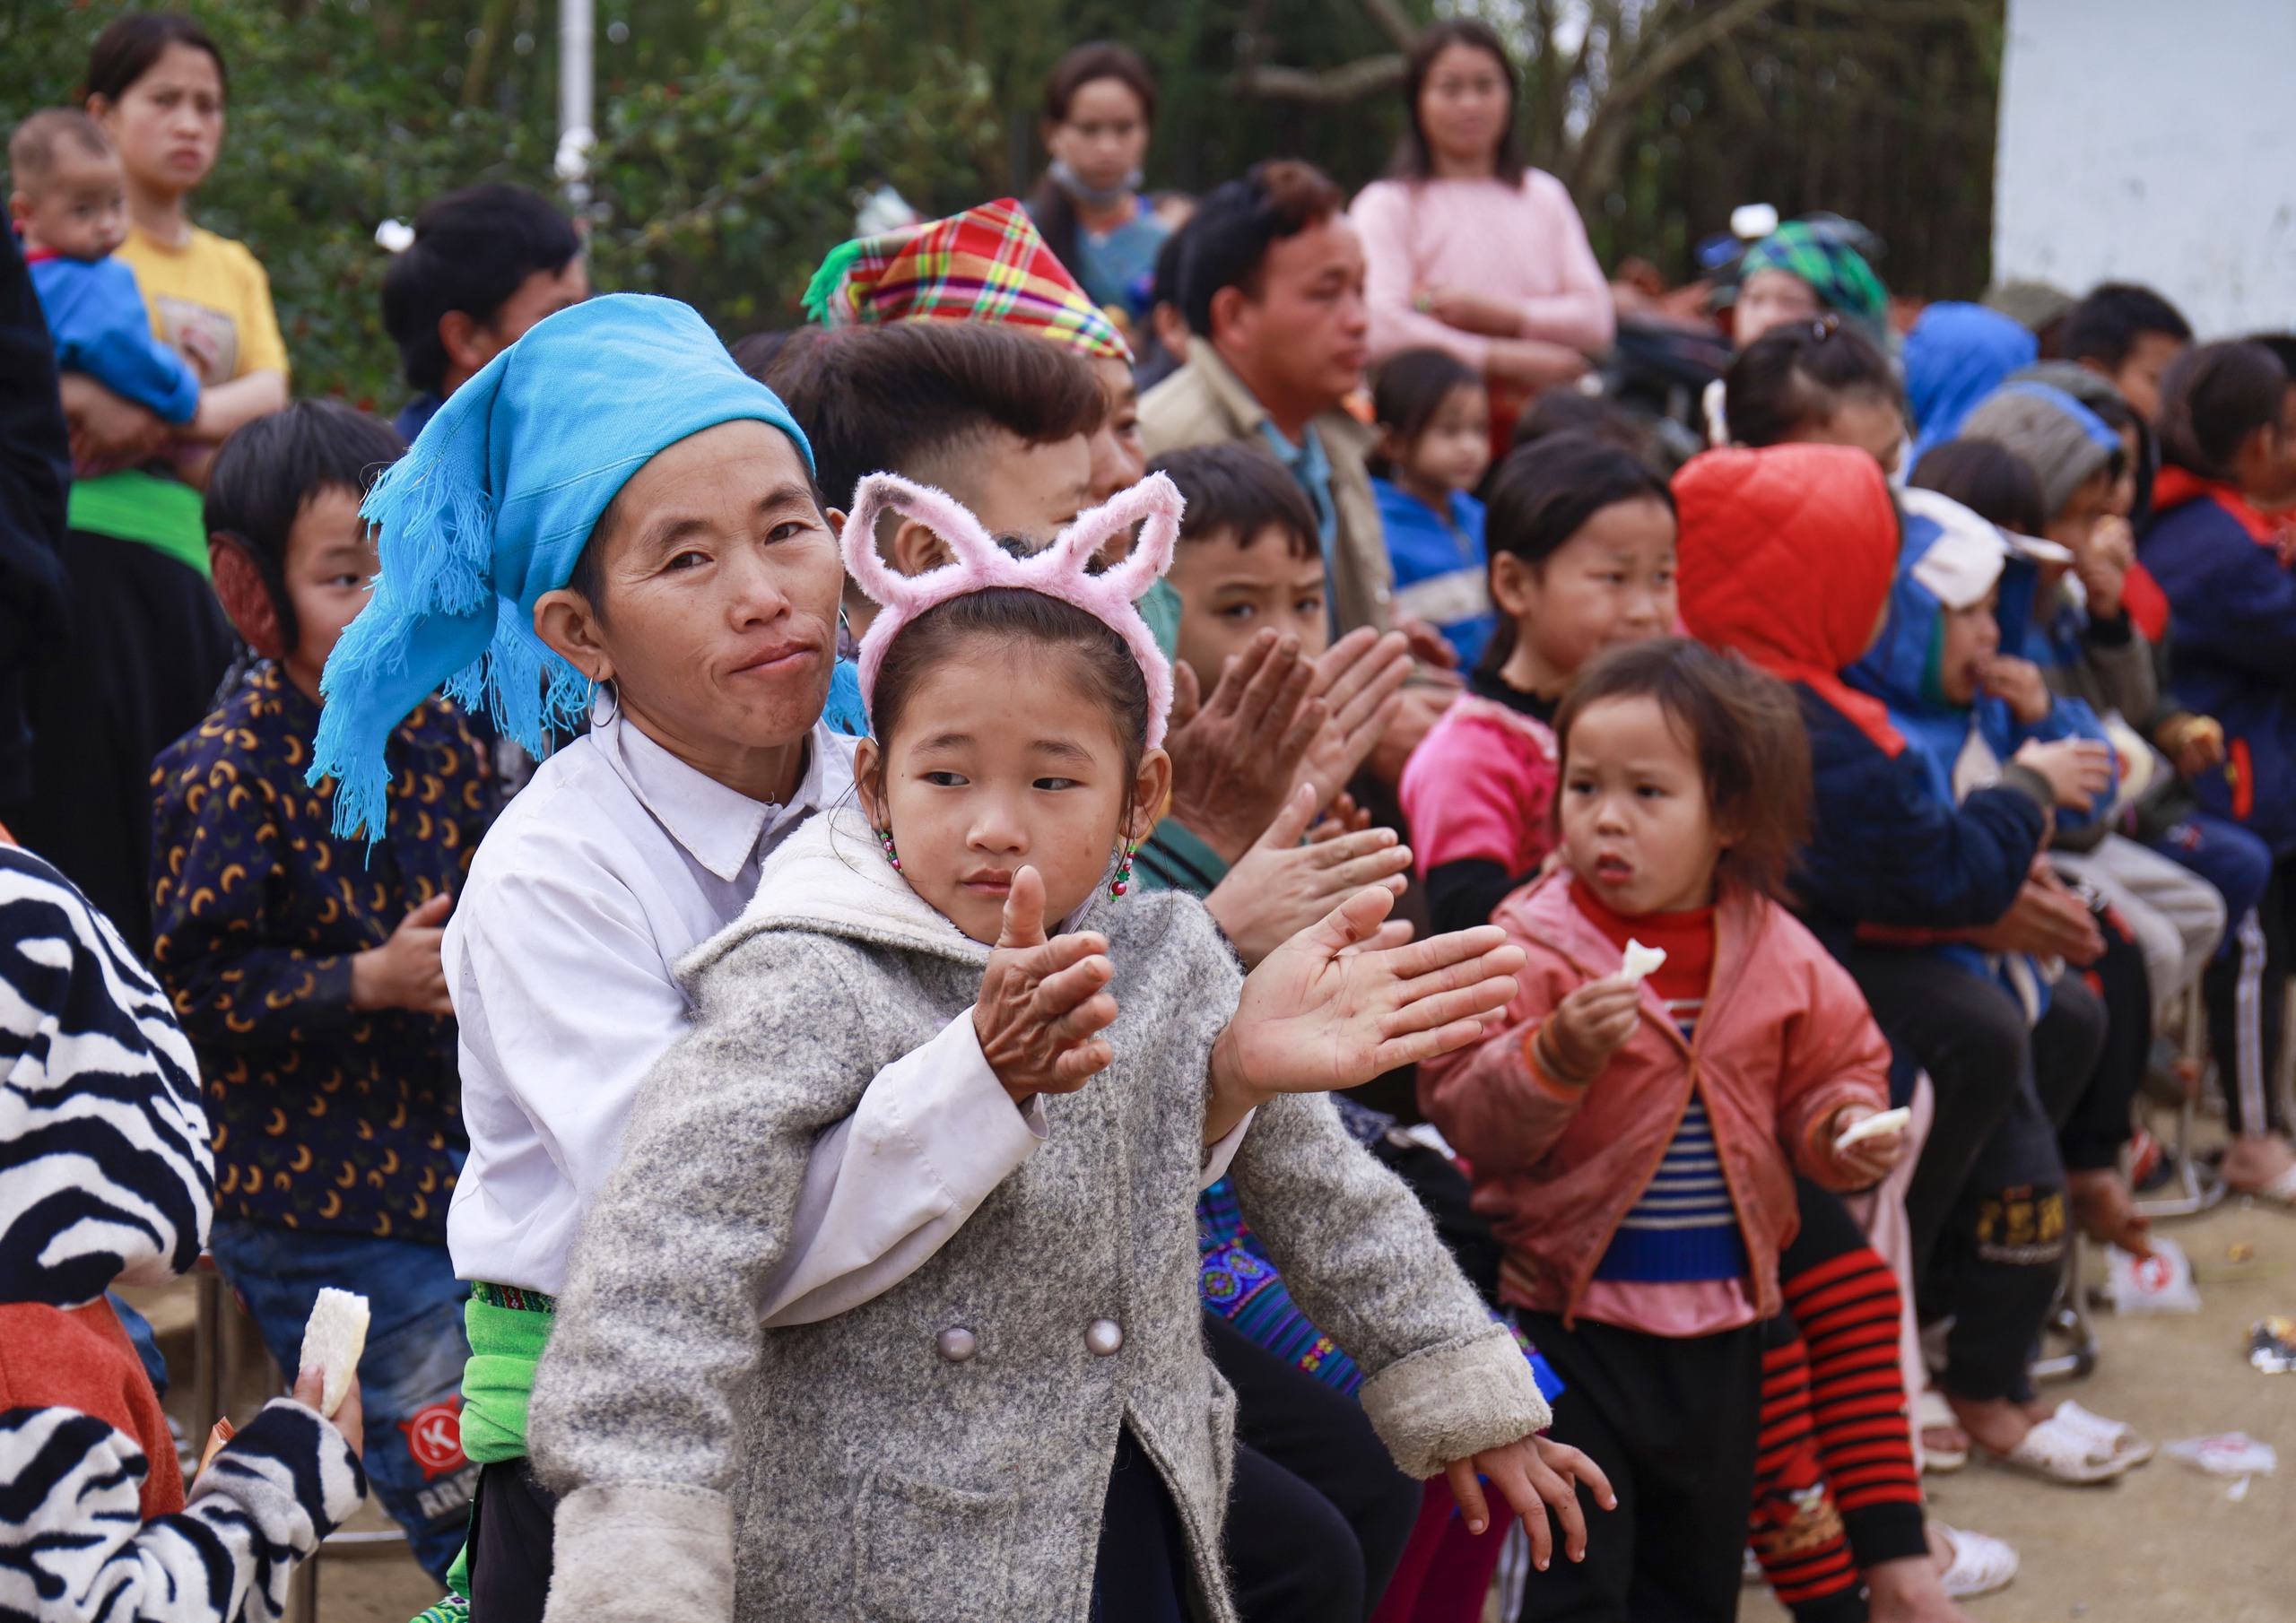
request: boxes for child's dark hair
[1553,638,1812,903]
[380,185,582,395]
[1726,317,1901,448]
[1480,432,1674,673]
[1371,348,1480,463]
[2156,340,2290,482]
[1509,388,1653,462]
[2061,283,2192,370]
[1149,442,1319,560]
[867,589,1152,804]
[1909,439,2047,537]
[767,322,1105,511]
[203,401,405,655]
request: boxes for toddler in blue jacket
[9,109,214,448]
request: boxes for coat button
[936,1327,978,1362]
[1086,1317,1123,1356]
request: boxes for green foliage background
[1,0,1000,410]
[1,0,2001,412]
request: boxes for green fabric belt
[458,1288,554,1466]
[65,470,211,577]
[439,1285,556,1603]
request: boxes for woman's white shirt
[442,710,1036,1298]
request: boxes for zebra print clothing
[0,844,211,1309]
[0,846,367,1617]
[0,1398,365,1622]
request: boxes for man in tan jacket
[1139,161,1397,640]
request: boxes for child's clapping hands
[1535,971,1644,1086]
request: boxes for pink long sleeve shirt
[1350,171,1615,371]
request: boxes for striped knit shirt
[1591,986,1751,1282]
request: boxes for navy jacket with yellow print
[151,663,494,1243]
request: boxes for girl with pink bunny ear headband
[839,471,1182,748]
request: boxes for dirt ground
[1744,1196,2296,1623]
[130,1196,2296,1623]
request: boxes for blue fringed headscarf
[309,294,813,838]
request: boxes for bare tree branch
[1363,0,1421,52]
[1559,0,1788,195]
[1599,0,1788,115]
[1236,55,1409,103]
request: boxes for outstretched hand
[1203,785,1413,968]
[1445,1436,1614,1572]
[974,867,1120,1106]
[1205,886,1525,1137]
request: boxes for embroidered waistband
[470,1280,557,1315]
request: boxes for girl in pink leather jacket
[1420,637,1899,1622]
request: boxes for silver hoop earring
[593,679,621,727]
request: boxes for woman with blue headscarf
[312,294,1144,1614]
[315,293,1520,1616]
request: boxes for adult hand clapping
[1203,886,1526,1141]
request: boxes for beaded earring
[878,826,901,872]
[1110,839,1137,898]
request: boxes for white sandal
[1980,1413,2135,1484]
[1917,1388,1968,1472]
[2051,1399,2155,1466]
[2236,1160,2296,1208]
[1933,1523,2019,1600]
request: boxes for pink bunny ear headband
[840,471,1182,749]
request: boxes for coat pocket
[851,1470,1020,1622]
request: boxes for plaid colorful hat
[803,197,1132,363]
[1741,221,1890,343]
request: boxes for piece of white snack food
[298,1288,370,1419]
[1833,1105,1912,1153]
[1618,940,1667,987]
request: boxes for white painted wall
[1993,0,2296,337]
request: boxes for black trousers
[2058,923,2152,1172]
[1205,1312,1422,1623]
[2204,856,2295,1137]
[1093,1428,1191,1623]
[1856,950,2106,1402]
[1513,1314,1763,1623]
[0,529,233,958]
[465,1458,558,1623]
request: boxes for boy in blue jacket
[1679,447,2135,1476]
[9,110,213,451]
[2139,339,2296,1201]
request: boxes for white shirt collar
[592,705,835,883]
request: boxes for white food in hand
[1618,940,1666,986]
[298,1288,370,1419]
[1834,1105,1912,1152]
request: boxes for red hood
[1674,444,1905,755]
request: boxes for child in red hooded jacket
[1422,638,1898,1622]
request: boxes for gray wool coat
[528,808,1549,1623]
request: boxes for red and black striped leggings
[1749,1179,1927,1623]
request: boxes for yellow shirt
[115,222,289,386]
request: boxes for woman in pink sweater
[1350,19,1613,445]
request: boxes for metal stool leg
[2135,981,2226,1219]
[2032,1238,2098,1383]
[190,1259,223,1445]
